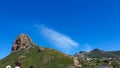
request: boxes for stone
[73,56,82,67]
[38,47,45,52]
[12,33,32,53]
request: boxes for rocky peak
[12,33,32,53]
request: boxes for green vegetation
[0,43,120,68]
[0,44,73,68]
[111,61,120,68]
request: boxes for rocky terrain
[0,34,81,68]
[0,34,120,68]
[12,33,32,53]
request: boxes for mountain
[78,48,120,59]
[1,34,120,68]
[0,34,78,68]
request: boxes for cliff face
[12,33,32,53]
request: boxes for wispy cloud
[35,25,79,54]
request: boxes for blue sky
[0,0,120,59]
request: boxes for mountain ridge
[78,48,120,59]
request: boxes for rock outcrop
[12,33,32,53]
[73,56,82,68]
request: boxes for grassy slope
[0,44,73,68]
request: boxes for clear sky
[0,0,120,59]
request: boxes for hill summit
[0,33,81,68]
[12,33,32,53]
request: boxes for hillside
[79,48,120,59]
[1,34,120,68]
[0,44,74,68]
[0,34,74,68]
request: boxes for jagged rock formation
[12,33,32,53]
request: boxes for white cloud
[35,25,79,54]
